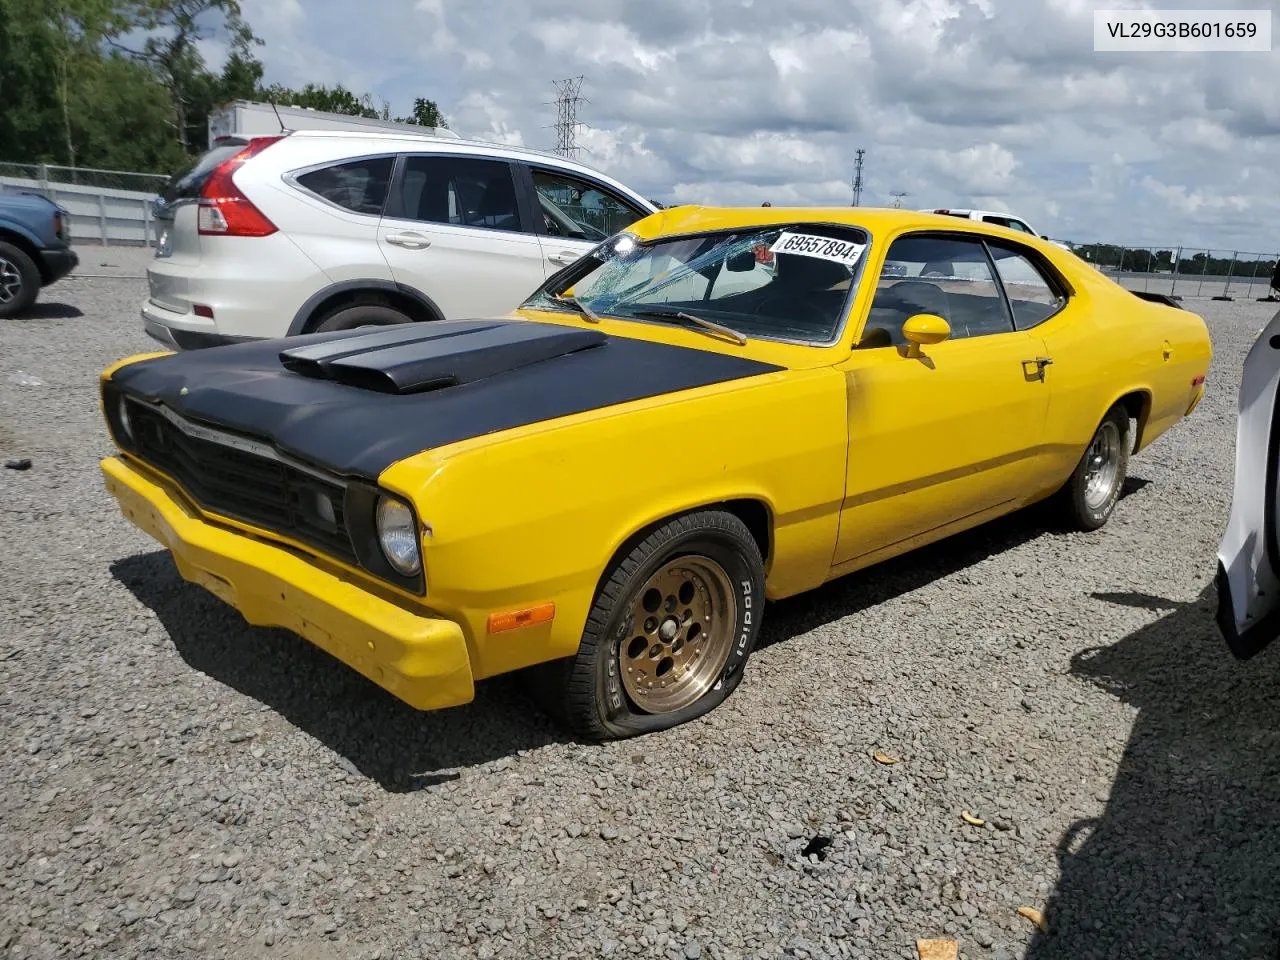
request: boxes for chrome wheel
[619,555,737,714]
[1083,420,1122,511]
[0,258,21,305]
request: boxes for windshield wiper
[630,308,748,346]
[550,293,601,323]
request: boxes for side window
[989,244,1066,329]
[531,169,647,242]
[1006,219,1035,235]
[859,235,1013,348]
[294,156,394,215]
[395,156,522,232]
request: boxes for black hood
[109,319,783,479]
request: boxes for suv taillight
[197,136,283,237]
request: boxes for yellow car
[99,207,1211,739]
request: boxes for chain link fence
[1050,241,1280,301]
[0,162,170,194]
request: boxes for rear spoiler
[1130,290,1184,309]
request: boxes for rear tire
[0,242,40,319]
[1056,404,1131,531]
[538,510,765,741]
[313,303,412,332]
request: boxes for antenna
[851,148,865,206]
[550,76,587,158]
[890,190,909,208]
[267,95,287,134]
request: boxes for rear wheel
[1057,404,1131,530]
[541,510,765,741]
[313,303,412,332]
[0,242,40,318]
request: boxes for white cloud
[235,0,1280,249]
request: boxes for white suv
[144,131,658,349]
[923,208,1070,249]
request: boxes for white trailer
[206,100,461,147]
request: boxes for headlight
[116,394,133,442]
[375,496,421,576]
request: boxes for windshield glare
[524,224,871,344]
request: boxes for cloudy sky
[231,0,1278,252]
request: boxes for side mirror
[901,313,950,358]
[725,250,756,272]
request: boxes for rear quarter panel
[379,368,849,679]
[1037,257,1211,482]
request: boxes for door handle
[1022,357,1053,381]
[384,231,431,249]
[546,249,579,265]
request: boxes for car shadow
[111,551,566,793]
[109,474,1153,795]
[1026,583,1280,959]
[17,301,84,319]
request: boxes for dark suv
[0,192,79,318]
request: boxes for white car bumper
[1216,307,1280,657]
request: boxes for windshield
[523,223,871,344]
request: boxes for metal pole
[1247,258,1261,297]
[1223,252,1238,297]
[99,191,108,247]
[142,198,151,249]
[1144,248,1153,291]
[1196,250,1210,297]
[1170,246,1182,295]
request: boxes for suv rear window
[295,157,394,215]
[163,138,248,202]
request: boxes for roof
[284,128,618,180]
[630,205,1043,241]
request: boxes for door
[525,166,652,273]
[833,233,1055,568]
[378,154,548,319]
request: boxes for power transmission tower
[551,76,587,159]
[890,191,909,208]
[851,148,865,206]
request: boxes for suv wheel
[0,242,40,318]
[314,303,412,333]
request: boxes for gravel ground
[2,269,1279,960]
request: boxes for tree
[121,0,261,154]
[257,82,382,119]
[396,97,448,129]
[48,0,126,168]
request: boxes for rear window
[295,157,394,215]
[163,138,248,202]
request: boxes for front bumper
[102,455,475,709]
[42,246,79,284]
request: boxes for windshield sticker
[770,232,865,266]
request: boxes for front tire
[1057,404,1131,531]
[550,510,765,741]
[0,242,40,318]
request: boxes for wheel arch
[1108,386,1153,451]
[0,227,49,283]
[287,280,446,335]
[592,495,776,603]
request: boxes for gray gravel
[3,268,1279,960]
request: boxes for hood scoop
[279,319,608,394]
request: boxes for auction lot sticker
[770,232,865,266]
